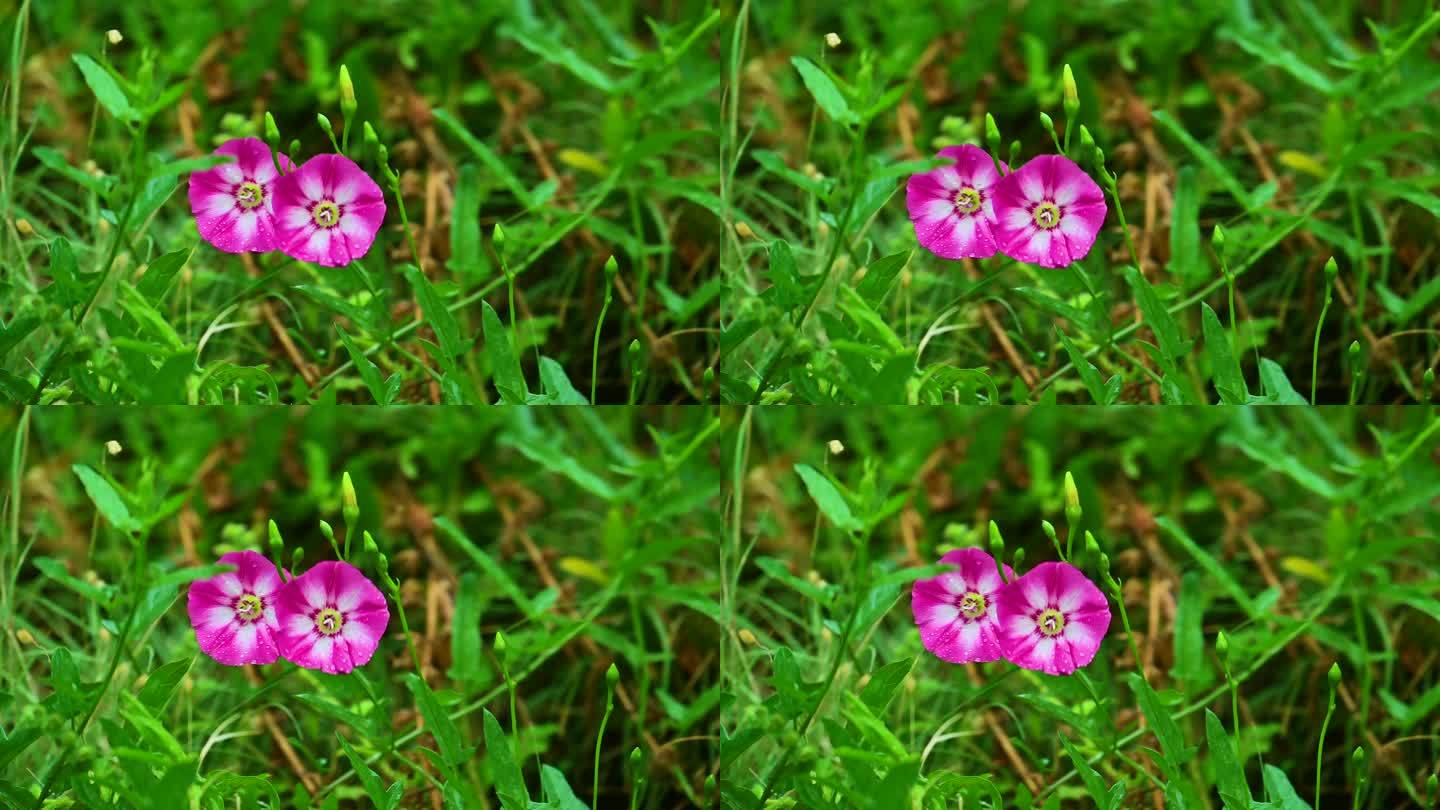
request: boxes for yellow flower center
[1032,201,1061,230]
[314,607,345,636]
[953,187,982,215]
[311,200,341,229]
[958,591,988,620]
[1037,608,1066,637]
[236,182,265,210]
[234,593,264,622]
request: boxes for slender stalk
[593,684,615,808]
[1313,284,1334,403]
[592,283,613,403]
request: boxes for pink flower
[186,550,284,666]
[188,138,294,254]
[272,154,386,268]
[906,145,1006,260]
[995,561,1110,675]
[911,547,1014,664]
[992,154,1106,268]
[275,561,389,674]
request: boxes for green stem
[592,288,612,404]
[390,592,424,676]
[1114,587,1146,684]
[1312,292,1332,404]
[593,696,614,808]
[1317,694,1336,808]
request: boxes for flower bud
[319,520,335,544]
[341,471,359,525]
[1328,661,1341,688]
[1008,139,1021,169]
[363,530,379,557]
[1039,112,1055,137]
[106,29,123,45]
[1215,630,1229,664]
[1041,519,1057,545]
[827,439,844,455]
[291,547,305,570]
[317,113,336,145]
[105,440,122,456]
[606,662,620,692]
[338,65,356,118]
[1212,224,1226,255]
[825,33,841,48]
[629,339,641,362]
[1324,256,1338,285]
[494,630,510,665]
[738,628,757,646]
[492,223,507,254]
[987,520,1004,557]
[604,255,618,284]
[734,221,755,240]
[15,218,33,236]
[629,746,644,777]
[1426,773,1437,805]
[1011,548,1025,571]
[984,113,1002,154]
[267,520,283,555]
[1062,64,1079,121]
[16,628,34,645]
[1063,471,1082,525]
[263,112,281,151]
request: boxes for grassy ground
[0,406,721,808]
[719,1,1440,404]
[721,407,1440,807]
[1,1,720,404]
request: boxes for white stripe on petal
[1003,205,1033,231]
[298,172,326,203]
[1018,171,1046,204]
[332,178,361,205]
[202,605,236,630]
[934,167,962,190]
[300,576,329,610]
[309,636,335,663]
[286,613,315,636]
[929,604,959,625]
[231,623,259,657]
[216,574,244,597]
[217,165,244,184]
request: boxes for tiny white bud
[106,29,123,45]
[105,440,122,456]
[827,439,845,455]
[825,33,841,48]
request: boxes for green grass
[0,406,721,807]
[721,406,1440,807]
[0,1,720,404]
[719,1,1440,404]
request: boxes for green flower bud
[1063,471,1082,525]
[494,630,509,667]
[291,546,305,570]
[984,113,1002,153]
[1011,548,1025,571]
[263,112,281,150]
[341,471,359,524]
[604,254,618,283]
[338,65,356,118]
[1328,661,1341,688]
[703,367,715,388]
[317,113,335,141]
[1425,772,1437,805]
[287,138,302,166]
[1424,368,1435,389]
[987,520,1005,557]
[319,520,334,544]
[492,223,506,253]
[704,774,716,796]
[267,519,284,555]
[629,746,643,776]
[628,339,641,362]
[1041,520,1057,545]
[363,530,379,556]
[1212,224,1226,255]
[606,661,620,691]
[1215,630,1230,665]
[1062,64,1079,121]
[363,121,380,151]
[1039,112,1055,137]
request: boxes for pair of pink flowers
[188,137,386,268]
[911,547,1110,675]
[187,550,390,674]
[907,145,1106,269]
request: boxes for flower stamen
[314,607,345,636]
[235,182,265,210]
[234,593,264,622]
[1036,607,1066,637]
[311,200,341,229]
[953,187,983,215]
[1032,201,1062,230]
[958,591,988,620]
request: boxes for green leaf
[854,250,911,306]
[72,464,140,533]
[1171,572,1209,691]
[405,266,466,362]
[336,324,393,405]
[450,571,488,687]
[859,658,913,714]
[483,708,530,810]
[1057,329,1110,404]
[46,237,87,308]
[483,301,529,404]
[539,765,589,810]
[1059,734,1112,809]
[793,463,860,532]
[1157,517,1259,618]
[0,726,41,770]
[1153,110,1250,208]
[406,674,467,772]
[136,247,193,302]
[72,54,135,123]
[449,163,488,275]
[337,734,395,810]
[434,517,537,616]
[1256,358,1308,404]
[1169,166,1202,282]
[1261,764,1313,810]
[118,691,185,758]
[433,109,533,207]
[766,239,804,312]
[1205,709,1251,809]
[1202,303,1247,403]
[32,557,113,606]
[790,56,857,125]
[1124,266,1189,372]
[1129,674,1194,776]
[137,657,193,713]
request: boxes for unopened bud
[824,33,841,48]
[1011,548,1025,571]
[105,440,121,455]
[341,472,358,523]
[1328,661,1342,688]
[827,439,844,455]
[1212,224,1226,254]
[492,223,506,253]
[338,65,356,117]
[629,746,644,776]
[1062,64,1079,120]
[1041,520,1057,545]
[606,662,620,691]
[735,221,755,240]
[1008,140,1021,168]
[1324,256,1338,284]
[1039,112,1054,137]
[268,520,283,554]
[738,628,757,646]
[16,628,34,645]
[1084,531,1100,558]
[1063,471,1082,524]
[604,255,618,283]
[317,113,335,143]
[15,218,33,236]
[494,630,509,665]
[106,29,123,45]
[984,113,1002,153]
[291,547,305,570]
[987,520,1004,557]
[363,530,379,556]
[1215,630,1230,664]
[263,112,281,150]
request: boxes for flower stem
[593,693,614,808]
[591,286,613,404]
[1316,680,1338,807]
[1312,294,1332,404]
